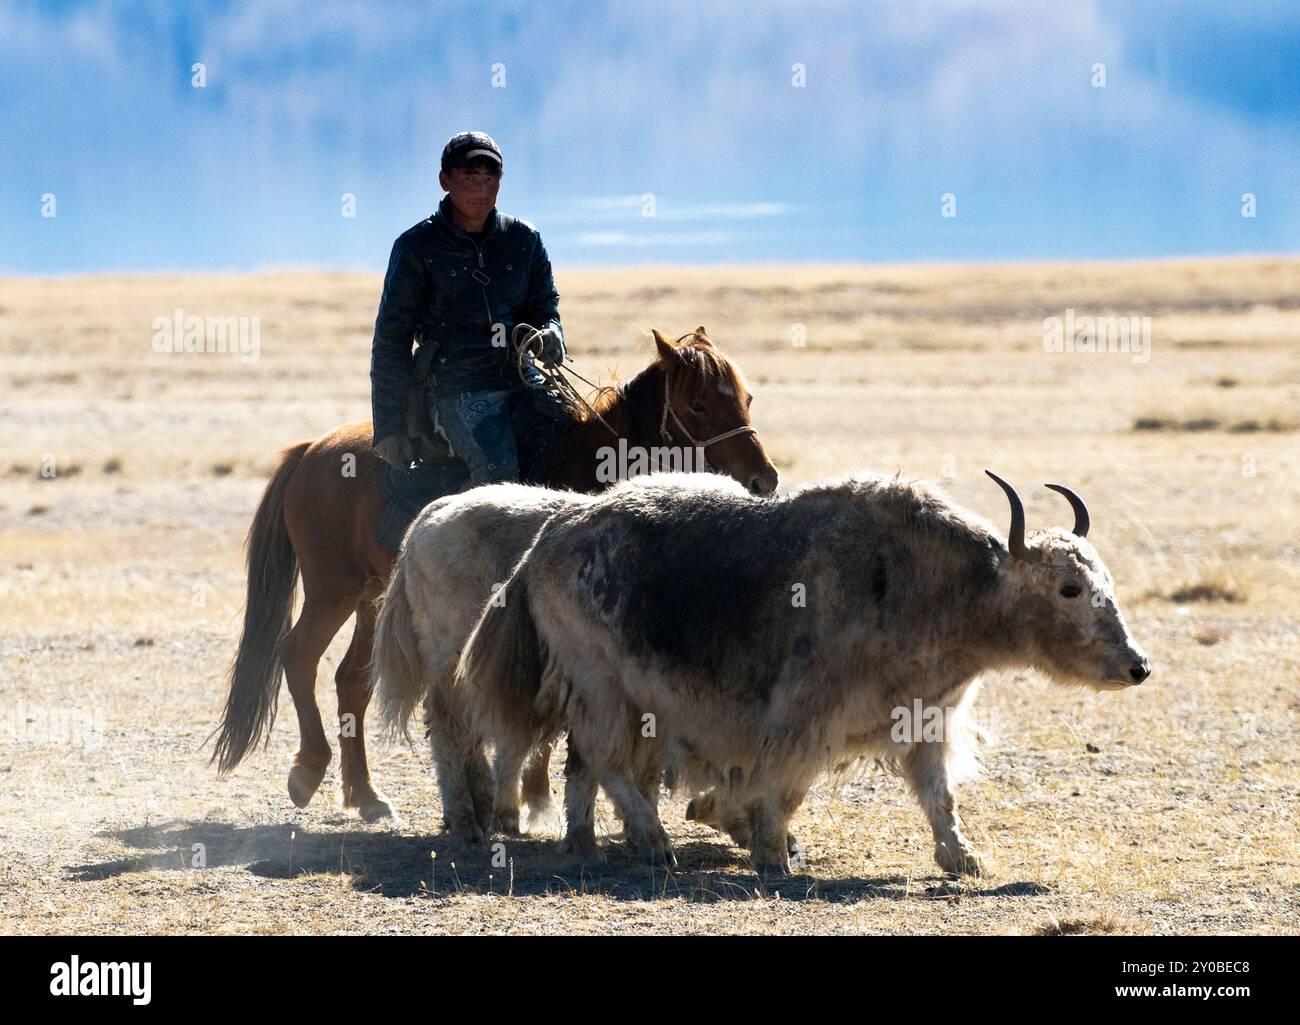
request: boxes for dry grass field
[1,257,1297,934]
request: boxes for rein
[512,323,620,437]
[512,323,757,455]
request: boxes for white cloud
[574,229,738,247]
[657,201,787,221]
[576,195,783,213]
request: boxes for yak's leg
[903,740,986,877]
[466,747,495,837]
[426,683,486,843]
[521,739,554,822]
[745,733,813,876]
[633,740,662,817]
[280,593,354,808]
[599,769,675,868]
[687,789,753,846]
[559,741,603,864]
[491,730,534,836]
[748,782,811,877]
[336,596,394,821]
[688,786,806,859]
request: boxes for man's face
[439,162,501,224]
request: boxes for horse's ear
[652,328,681,363]
[694,324,709,338]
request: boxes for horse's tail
[374,554,427,741]
[211,441,308,774]
[455,570,545,762]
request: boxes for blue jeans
[432,389,519,486]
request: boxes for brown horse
[212,327,779,820]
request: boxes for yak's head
[986,469,1151,691]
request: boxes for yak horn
[985,469,1035,561]
[1044,483,1090,538]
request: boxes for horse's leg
[280,591,354,808]
[336,593,395,821]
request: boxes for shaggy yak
[374,474,755,841]
[455,469,1151,876]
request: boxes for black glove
[373,436,414,470]
[536,326,566,367]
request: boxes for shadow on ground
[64,819,1053,903]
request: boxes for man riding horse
[211,129,778,823]
[369,130,568,548]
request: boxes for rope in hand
[511,323,620,438]
[510,323,758,457]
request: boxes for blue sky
[1,0,1298,273]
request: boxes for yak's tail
[454,570,545,767]
[373,555,428,741]
[210,441,307,773]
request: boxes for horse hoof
[359,796,395,823]
[288,763,327,808]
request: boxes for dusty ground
[0,257,1297,934]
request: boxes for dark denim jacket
[368,195,563,443]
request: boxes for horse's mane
[582,333,744,444]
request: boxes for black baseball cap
[441,131,503,173]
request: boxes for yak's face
[1008,528,1151,690]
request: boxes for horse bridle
[658,375,757,454]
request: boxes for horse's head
[651,326,779,496]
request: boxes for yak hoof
[525,801,561,836]
[639,838,677,870]
[493,808,522,836]
[559,827,595,853]
[753,860,792,879]
[936,842,987,877]
[560,832,606,867]
[524,796,554,819]
[445,813,486,844]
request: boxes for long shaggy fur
[372,556,425,742]
[454,571,547,759]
